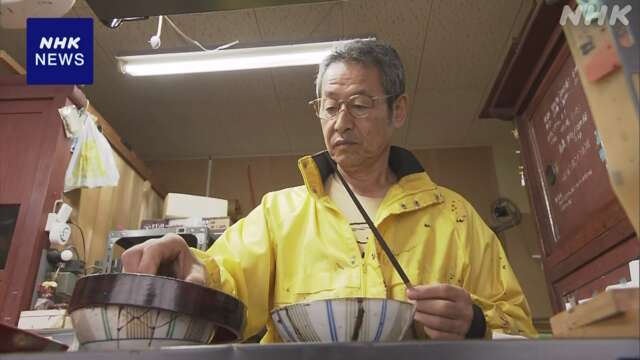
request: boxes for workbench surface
[1,339,638,360]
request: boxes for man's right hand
[120,233,208,286]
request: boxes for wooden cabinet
[481,2,638,312]
[517,46,637,311]
[0,75,83,325]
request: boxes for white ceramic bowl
[271,298,415,342]
[69,273,245,350]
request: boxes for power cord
[149,15,239,52]
[164,15,208,51]
[149,15,163,49]
[68,221,87,266]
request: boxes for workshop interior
[0,0,638,359]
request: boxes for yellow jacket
[193,147,537,342]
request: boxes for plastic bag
[64,115,120,192]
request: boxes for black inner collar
[311,146,425,184]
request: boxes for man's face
[319,61,406,169]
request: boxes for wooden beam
[0,50,26,75]
[479,1,568,119]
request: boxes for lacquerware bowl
[69,273,245,350]
[271,297,415,342]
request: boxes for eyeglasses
[308,94,396,120]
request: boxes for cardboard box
[163,193,228,219]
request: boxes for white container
[18,309,72,330]
[163,193,228,219]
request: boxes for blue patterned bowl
[271,298,415,342]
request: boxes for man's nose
[334,104,354,132]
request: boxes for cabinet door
[517,46,636,311]
[0,205,20,305]
[0,87,71,325]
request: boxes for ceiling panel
[74,1,297,159]
[254,1,344,42]
[463,0,535,147]
[84,0,333,19]
[128,70,292,159]
[409,0,530,148]
[0,0,535,160]
[415,0,525,92]
[82,6,264,58]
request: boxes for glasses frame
[308,94,397,120]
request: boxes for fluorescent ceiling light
[117,39,373,76]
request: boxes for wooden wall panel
[147,147,501,223]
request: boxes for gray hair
[315,40,405,111]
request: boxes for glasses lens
[348,95,374,118]
[313,95,381,119]
[319,98,340,118]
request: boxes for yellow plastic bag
[64,115,119,192]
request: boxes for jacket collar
[297,146,439,199]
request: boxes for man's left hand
[406,284,474,340]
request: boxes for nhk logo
[35,36,85,66]
[27,18,93,85]
[560,4,632,26]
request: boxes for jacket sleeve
[191,196,275,340]
[457,201,538,338]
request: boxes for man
[122,40,537,342]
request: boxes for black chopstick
[327,157,414,289]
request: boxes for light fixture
[116,39,374,76]
[100,16,148,29]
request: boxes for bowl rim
[269,296,416,313]
[69,273,246,342]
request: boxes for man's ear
[391,94,408,129]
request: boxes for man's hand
[406,284,474,340]
[120,233,208,286]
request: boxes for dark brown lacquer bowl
[0,322,68,353]
[69,273,245,350]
